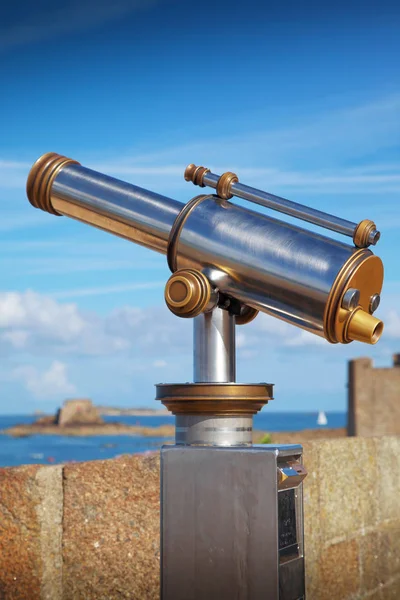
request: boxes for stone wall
[0,437,399,599]
[348,355,400,436]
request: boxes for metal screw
[369,294,380,313]
[342,288,360,311]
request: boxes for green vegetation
[259,433,272,444]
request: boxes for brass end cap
[216,171,239,200]
[155,382,273,416]
[184,164,210,187]
[324,250,384,344]
[26,152,80,215]
[345,308,383,344]
[354,219,380,248]
[165,269,212,318]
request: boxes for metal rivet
[342,288,360,311]
[369,294,380,313]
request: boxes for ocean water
[0,412,346,468]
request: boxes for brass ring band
[167,193,216,272]
[156,382,273,416]
[216,171,239,200]
[26,152,80,215]
[353,219,377,248]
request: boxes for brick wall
[348,355,400,437]
[0,438,399,599]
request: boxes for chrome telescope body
[26,153,384,345]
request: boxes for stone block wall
[0,437,399,599]
[348,355,400,437]
[303,436,400,600]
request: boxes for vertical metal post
[193,307,236,383]
[175,308,254,446]
[160,303,306,598]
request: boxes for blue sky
[1,0,399,413]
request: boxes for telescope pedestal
[161,445,306,600]
[157,308,307,600]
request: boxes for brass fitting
[344,308,383,344]
[156,382,273,416]
[184,163,239,200]
[26,152,80,215]
[353,219,380,248]
[236,305,259,325]
[165,269,215,318]
[324,249,384,344]
[216,171,239,200]
[184,164,210,187]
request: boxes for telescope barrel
[26,153,384,345]
[186,166,380,247]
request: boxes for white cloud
[0,290,127,355]
[0,290,189,358]
[0,290,85,341]
[1,290,396,363]
[12,360,76,400]
[2,330,29,349]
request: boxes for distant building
[348,354,400,436]
[57,399,104,427]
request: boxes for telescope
[26,153,384,600]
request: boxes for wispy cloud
[96,94,400,170]
[0,0,159,52]
[85,93,400,195]
[0,213,52,233]
[51,281,164,299]
[1,93,399,244]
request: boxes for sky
[0,0,399,414]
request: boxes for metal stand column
[157,305,306,600]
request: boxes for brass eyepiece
[345,308,384,344]
[26,152,80,215]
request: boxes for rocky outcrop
[57,399,104,427]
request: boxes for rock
[35,415,57,426]
[57,399,104,427]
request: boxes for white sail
[317,411,328,426]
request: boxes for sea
[0,412,346,468]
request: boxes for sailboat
[317,411,328,426]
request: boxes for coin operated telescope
[26,153,384,600]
